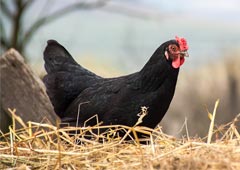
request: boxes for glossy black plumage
[43,39,181,130]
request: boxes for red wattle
[172,57,185,69]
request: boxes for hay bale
[0,113,239,170]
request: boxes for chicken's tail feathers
[43,72,100,118]
[43,40,102,117]
[44,40,80,74]
[43,72,82,118]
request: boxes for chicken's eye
[171,45,177,51]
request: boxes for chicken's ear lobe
[165,51,169,60]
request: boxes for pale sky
[2,0,240,75]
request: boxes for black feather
[43,39,180,136]
[43,40,102,117]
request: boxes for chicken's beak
[179,51,189,58]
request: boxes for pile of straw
[1,101,240,170]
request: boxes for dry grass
[1,102,240,170]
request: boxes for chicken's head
[165,36,189,69]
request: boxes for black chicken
[43,37,189,132]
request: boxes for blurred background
[1,0,240,137]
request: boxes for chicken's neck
[139,59,179,92]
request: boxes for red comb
[175,36,188,51]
